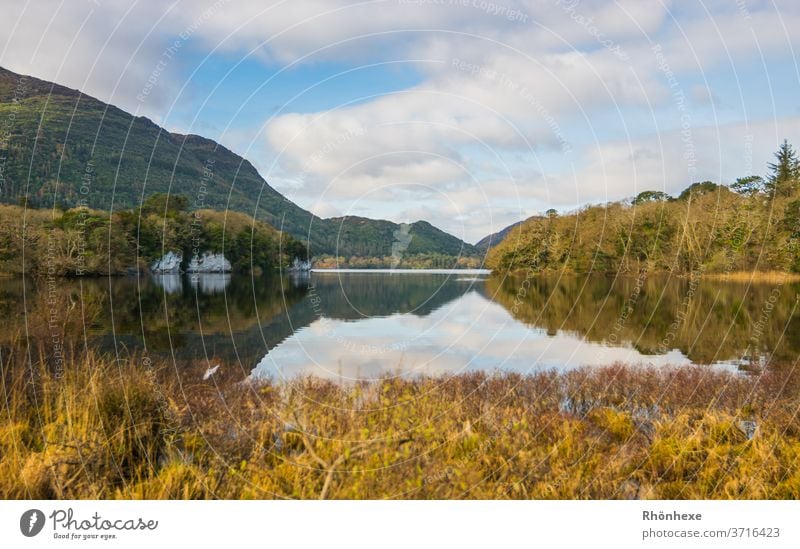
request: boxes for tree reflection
[485,274,800,364]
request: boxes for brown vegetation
[488,173,800,277]
[2,339,799,499]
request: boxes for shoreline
[499,269,800,282]
[5,268,800,281]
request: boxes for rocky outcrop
[150,251,182,273]
[187,252,232,273]
[150,251,232,274]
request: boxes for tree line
[0,193,308,276]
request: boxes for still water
[3,270,798,380]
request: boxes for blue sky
[2,0,799,242]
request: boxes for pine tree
[766,139,799,197]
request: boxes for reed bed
[1,339,799,499]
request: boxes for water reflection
[153,273,232,294]
[189,273,231,294]
[253,272,798,379]
[484,275,800,364]
[2,271,798,381]
[152,274,183,294]
[251,290,696,381]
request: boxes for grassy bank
[2,342,799,499]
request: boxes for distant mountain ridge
[475,216,542,251]
[0,66,477,259]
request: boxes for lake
[3,270,798,381]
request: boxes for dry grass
[2,339,799,499]
[703,271,800,283]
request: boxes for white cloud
[543,116,800,209]
[0,0,187,120]
[2,0,799,242]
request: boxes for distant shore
[499,268,800,282]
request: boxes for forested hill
[488,146,800,276]
[0,66,477,260]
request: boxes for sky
[1,0,799,243]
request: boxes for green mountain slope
[321,217,475,258]
[0,66,477,259]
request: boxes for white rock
[151,251,182,273]
[186,252,232,273]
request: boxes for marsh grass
[2,335,799,499]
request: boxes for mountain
[0,66,477,259]
[323,216,472,257]
[475,216,542,251]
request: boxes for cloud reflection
[251,291,696,382]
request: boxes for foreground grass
[1,344,799,499]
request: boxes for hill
[488,173,800,276]
[0,66,477,260]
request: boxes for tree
[785,199,800,236]
[678,181,719,201]
[282,236,308,261]
[765,139,799,198]
[545,208,558,218]
[632,190,671,205]
[731,175,764,196]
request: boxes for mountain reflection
[251,290,695,381]
[2,271,797,380]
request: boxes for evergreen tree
[766,139,799,197]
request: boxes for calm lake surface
[3,270,798,381]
